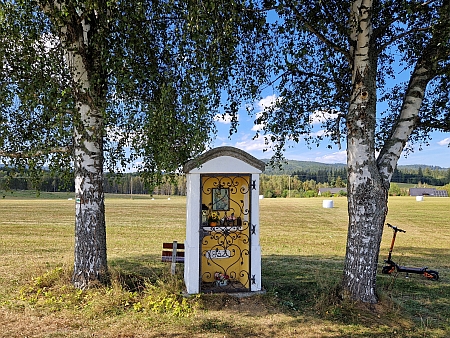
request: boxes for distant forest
[264,160,450,186]
[262,160,450,186]
[1,160,449,197]
[285,166,450,186]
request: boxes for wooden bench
[161,241,185,274]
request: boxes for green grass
[0,194,449,337]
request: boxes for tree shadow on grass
[109,250,449,337]
[108,254,177,291]
[260,253,450,337]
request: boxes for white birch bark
[343,0,387,303]
[378,63,432,178]
[72,101,107,289]
[60,14,107,289]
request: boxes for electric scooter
[382,223,439,280]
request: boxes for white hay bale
[416,196,424,202]
[323,200,334,208]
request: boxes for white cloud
[309,110,339,125]
[257,94,279,111]
[314,150,347,164]
[251,112,264,131]
[251,95,282,132]
[437,137,450,146]
[310,129,327,137]
[214,113,237,125]
[233,134,274,153]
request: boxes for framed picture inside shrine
[212,188,229,211]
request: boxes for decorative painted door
[200,174,252,292]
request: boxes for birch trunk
[72,102,107,289]
[342,0,387,303]
[343,167,388,303]
[342,0,438,302]
[60,15,108,289]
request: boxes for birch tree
[257,0,449,303]
[0,0,267,289]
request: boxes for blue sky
[209,9,450,169]
[212,95,450,168]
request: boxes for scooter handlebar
[387,223,406,233]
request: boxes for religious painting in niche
[212,188,229,211]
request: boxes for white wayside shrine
[183,147,265,294]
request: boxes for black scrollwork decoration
[200,175,252,293]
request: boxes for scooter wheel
[382,266,394,274]
[424,270,439,281]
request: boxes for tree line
[391,167,450,186]
[291,167,450,187]
[0,168,187,196]
[2,166,449,198]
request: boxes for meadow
[0,192,449,337]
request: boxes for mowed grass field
[0,193,449,337]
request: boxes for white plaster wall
[250,245,262,291]
[250,173,261,291]
[251,174,261,247]
[184,173,200,294]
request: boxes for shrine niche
[183,146,265,294]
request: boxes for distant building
[318,188,347,196]
[409,188,448,197]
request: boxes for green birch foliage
[0,1,73,185]
[0,0,269,186]
[257,0,449,160]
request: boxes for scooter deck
[397,266,428,273]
